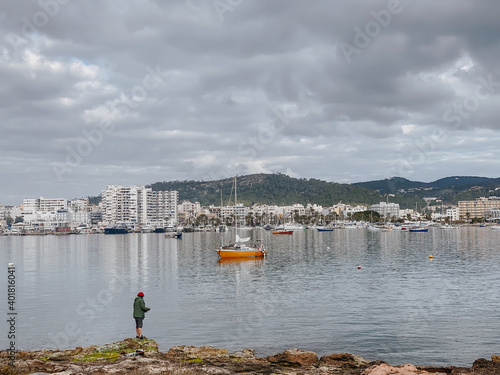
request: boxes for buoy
[358,265,361,270]
[429,255,433,259]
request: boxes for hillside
[89,174,500,209]
[353,176,500,204]
[149,173,387,207]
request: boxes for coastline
[1,338,499,374]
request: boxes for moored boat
[440,225,459,229]
[166,232,182,239]
[409,227,428,232]
[217,238,266,258]
[217,177,267,259]
[104,224,128,234]
[317,227,333,232]
[272,229,294,235]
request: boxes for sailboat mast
[234,176,237,229]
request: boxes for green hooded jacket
[133,296,150,318]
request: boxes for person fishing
[133,292,151,339]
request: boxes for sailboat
[216,177,267,258]
[409,202,428,232]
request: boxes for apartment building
[101,185,178,225]
[22,197,68,214]
[371,202,400,219]
[69,198,89,212]
[55,210,91,224]
[490,209,500,221]
[151,190,178,224]
[446,207,459,222]
[458,197,500,219]
[178,200,201,219]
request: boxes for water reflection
[1,228,500,367]
[217,257,265,266]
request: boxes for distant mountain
[149,173,386,207]
[352,177,426,195]
[430,176,500,189]
[89,174,500,209]
[353,176,500,204]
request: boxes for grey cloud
[1,0,500,204]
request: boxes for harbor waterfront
[1,227,500,367]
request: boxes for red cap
[137,292,144,297]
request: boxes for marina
[1,227,499,367]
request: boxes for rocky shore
[1,338,500,374]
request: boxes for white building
[371,202,400,220]
[446,207,459,222]
[69,198,89,213]
[22,197,68,214]
[306,204,323,213]
[7,206,22,219]
[152,190,178,224]
[490,209,500,221]
[101,185,178,226]
[23,211,56,225]
[234,203,248,226]
[55,210,92,225]
[101,185,142,224]
[249,204,280,219]
[343,205,368,217]
[40,198,68,212]
[399,208,416,220]
[178,200,201,221]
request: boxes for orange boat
[216,176,267,259]
[272,230,293,235]
[217,241,267,258]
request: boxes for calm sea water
[1,227,499,367]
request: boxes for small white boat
[141,225,154,233]
[165,224,176,232]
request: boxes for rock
[472,358,500,374]
[319,352,372,370]
[230,348,257,359]
[165,345,230,361]
[0,340,493,375]
[363,363,433,374]
[267,348,319,366]
[95,337,158,354]
[492,355,500,362]
[416,366,453,374]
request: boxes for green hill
[352,177,426,195]
[149,173,385,207]
[89,174,500,209]
[354,176,500,204]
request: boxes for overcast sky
[1,0,500,204]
